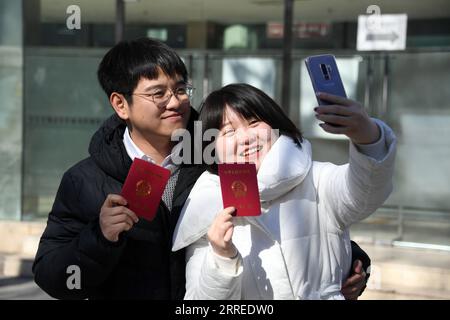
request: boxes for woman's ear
[110,92,130,120]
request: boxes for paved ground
[0,276,53,300]
[361,289,444,300]
[0,276,440,300]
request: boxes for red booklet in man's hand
[218,163,261,217]
[121,158,171,221]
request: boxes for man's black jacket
[32,111,204,299]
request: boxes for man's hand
[100,194,139,242]
[207,207,238,258]
[341,259,367,300]
[314,92,380,145]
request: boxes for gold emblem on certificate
[231,180,247,198]
[136,180,152,197]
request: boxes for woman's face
[215,106,275,171]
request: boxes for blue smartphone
[305,54,347,106]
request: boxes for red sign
[267,22,330,39]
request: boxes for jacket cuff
[96,220,127,248]
[349,118,397,167]
[354,121,388,161]
[208,246,242,276]
[78,219,126,264]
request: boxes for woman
[172,83,396,299]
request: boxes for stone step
[0,253,34,278]
[21,235,41,257]
[0,222,45,254]
[358,243,450,299]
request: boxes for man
[33,38,203,299]
[33,38,368,299]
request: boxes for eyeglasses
[132,84,194,108]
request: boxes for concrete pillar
[0,0,23,221]
[23,0,40,46]
[281,0,294,115]
[115,0,125,44]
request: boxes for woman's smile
[239,145,263,158]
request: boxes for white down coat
[172,119,396,300]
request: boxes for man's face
[124,70,191,141]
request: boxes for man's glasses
[132,84,194,108]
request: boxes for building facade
[1,0,450,249]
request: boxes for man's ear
[110,92,130,120]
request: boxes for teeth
[240,145,263,157]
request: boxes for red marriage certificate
[121,158,171,221]
[218,163,261,217]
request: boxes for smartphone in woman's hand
[305,54,347,106]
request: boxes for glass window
[23,49,111,220]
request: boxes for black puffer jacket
[32,111,205,299]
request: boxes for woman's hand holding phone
[314,92,380,145]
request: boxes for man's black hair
[97,37,188,103]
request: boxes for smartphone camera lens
[320,63,331,80]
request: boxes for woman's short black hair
[97,37,187,102]
[199,83,303,172]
